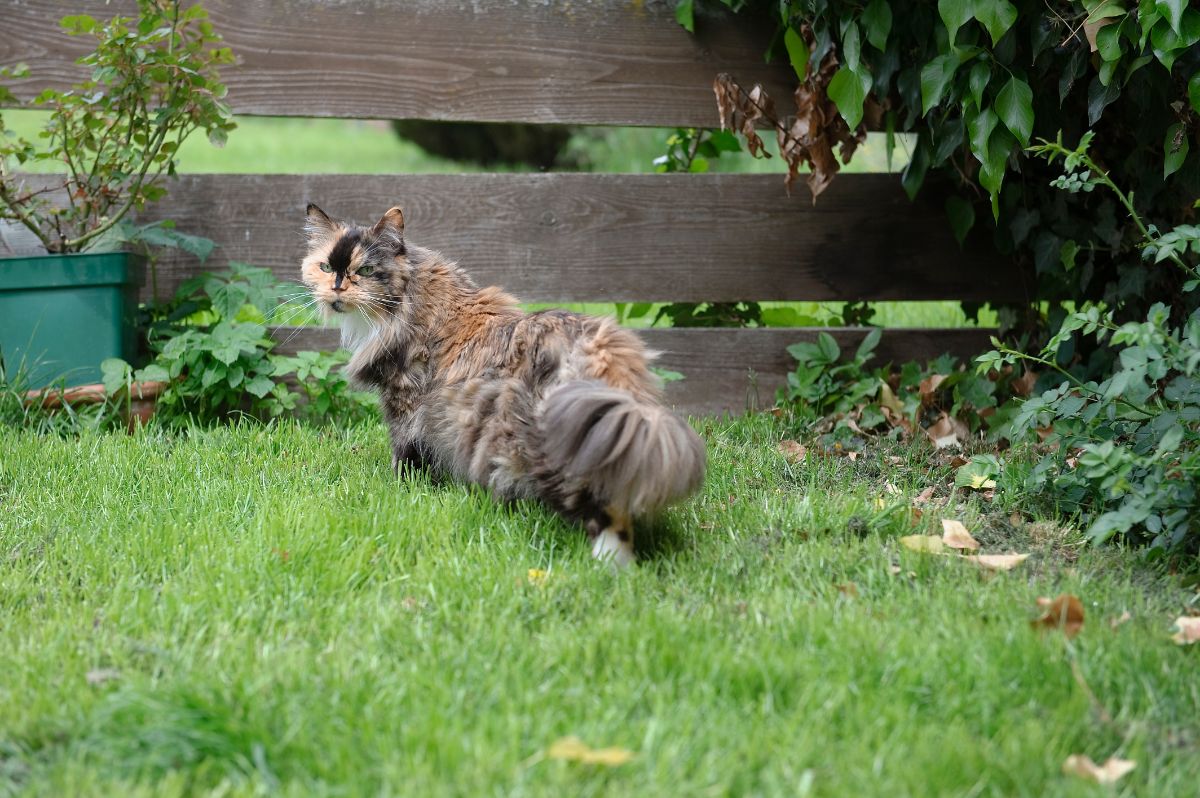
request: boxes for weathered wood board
[270,325,995,416]
[1,0,793,127]
[94,172,1022,304]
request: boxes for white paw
[591,529,635,569]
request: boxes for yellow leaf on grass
[1062,754,1136,784]
[962,553,1028,571]
[900,535,944,553]
[547,736,635,766]
[940,519,980,551]
[1170,616,1200,645]
[968,474,997,490]
[526,568,549,586]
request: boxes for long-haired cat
[300,204,706,566]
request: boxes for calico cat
[300,204,706,567]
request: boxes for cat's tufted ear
[372,206,405,238]
[304,202,337,244]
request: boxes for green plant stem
[996,344,1155,419]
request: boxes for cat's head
[300,203,409,319]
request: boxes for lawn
[1,417,1196,796]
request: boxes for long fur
[300,204,706,564]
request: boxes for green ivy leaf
[1164,122,1189,178]
[1190,71,1200,114]
[920,53,960,115]
[968,60,990,109]
[1156,0,1184,35]
[1060,239,1080,271]
[1096,20,1124,61]
[828,65,873,129]
[995,75,1033,147]
[938,0,973,45]
[783,26,809,81]
[968,106,998,163]
[974,0,1018,45]
[842,21,862,72]
[945,195,976,246]
[861,0,893,51]
[674,0,694,32]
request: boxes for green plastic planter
[0,252,144,387]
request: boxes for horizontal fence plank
[71,172,1024,304]
[269,325,996,416]
[1,0,793,127]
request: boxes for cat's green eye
[318,262,333,273]
[357,264,375,277]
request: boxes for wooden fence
[1,0,1026,415]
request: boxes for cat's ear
[304,202,337,244]
[372,206,405,238]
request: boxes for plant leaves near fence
[1062,755,1136,784]
[1031,594,1085,638]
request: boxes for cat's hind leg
[586,506,635,568]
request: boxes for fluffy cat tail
[539,380,706,518]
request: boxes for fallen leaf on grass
[836,582,858,597]
[941,519,980,551]
[1170,616,1200,645]
[925,413,969,449]
[86,668,120,686]
[547,736,635,766]
[963,553,1029,571]
[1109,610,1132,630]
[900,535,944,553]
[778,440,807,463]
[1062,754,1136,784]
[526,568,550,586]
[913,486,936,506]
[1032,594,1085,638]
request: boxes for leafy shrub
[978,135,1200,553]
[0,0,235,252]
[106,264,376,426]
[677,0,1200,344]
[779,328,1024,449]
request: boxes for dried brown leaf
[778,440,808,463]
[1032,594,1085,638]
[925,413,960,449]
[836,582,858,597]
[918,374,948,404]
[1011,369,1038,397]
[1109,610,1132,630]
[913,486,936,506]
[941,519,980,551]
[1062,754,1136,784]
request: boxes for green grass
[1,417,1196,796]
[2,111,908,175]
